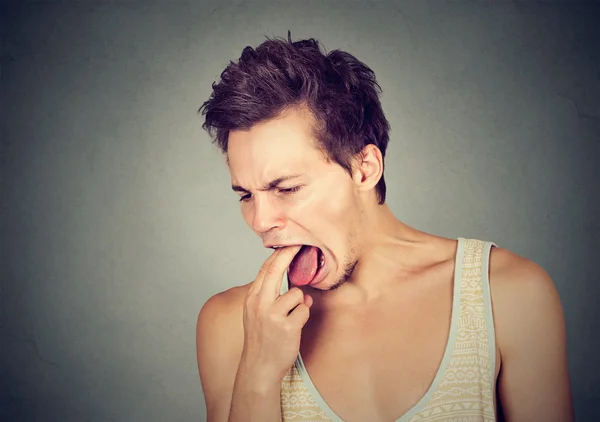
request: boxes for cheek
[319,180,357,216]
[326,189,355,216]
[290,183,356,228]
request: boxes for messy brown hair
[199,33,391,204]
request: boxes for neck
[315,203,433,306]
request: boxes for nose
[249,195,285,235]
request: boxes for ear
[352,144,384,193]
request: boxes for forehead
[227,108,327,180]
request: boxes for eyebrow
[231,174,304,193]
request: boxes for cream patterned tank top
[279,238,497,422]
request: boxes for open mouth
[287,245,325,286]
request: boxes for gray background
[1,0,598,420]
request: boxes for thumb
[304,293,313,308]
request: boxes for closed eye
[279,186,302,194]
[238,186,302,202]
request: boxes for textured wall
[1,1,598,421]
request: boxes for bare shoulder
[487,246,573,420]
[196,281,253,359]
[488,246,566,359]
[195,282,253,420]
[197,282,252,334]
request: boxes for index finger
[260,245,302,298]
[250,248,282,294]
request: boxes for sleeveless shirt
[279,238,497,422]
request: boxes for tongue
[288,245,319,286]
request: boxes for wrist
[235,359,283,395]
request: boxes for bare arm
[491,249,574,422]
[228,357,282,422]
[196,290,244,422]
[196,290,282,422]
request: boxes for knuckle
[245,289,258,304]
[297,303,308,315]
[244,303,258,319]
[267,311,281,325]
[264,265,279,278]
[288,287,304,300]
[297,305,310,321]
[254,298,268,313]
[282,320,298,334]
[291,304,307,319]
[246,295,266,314]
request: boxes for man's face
[227,108,362,290]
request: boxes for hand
[239,245,314,387]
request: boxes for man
[196,35,573,422]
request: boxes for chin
[310,272,347,292]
